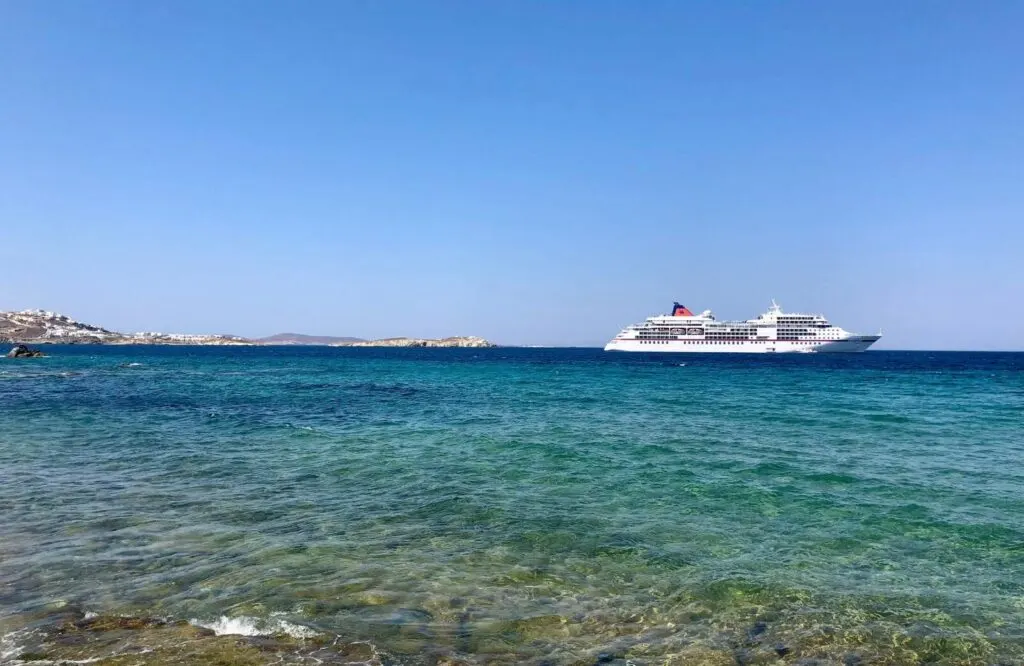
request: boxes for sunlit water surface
[1,347,1022,665]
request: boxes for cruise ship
[604,301,880,353]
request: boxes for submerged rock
[73,615,166,631]
[6,344,45,358]
[10,611,382,666]
[746,621,768,642]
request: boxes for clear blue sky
[2,1,1021,349]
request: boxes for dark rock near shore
[747,621,768,642]
[73,615,167,631]
[6,344,45,358]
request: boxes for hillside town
[0,309,251,346]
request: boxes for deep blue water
[1,347,1022,665]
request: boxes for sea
[0,346,1022,666]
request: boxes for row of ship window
[640,334,764,338]
[646,327,829,332]
[641,331,756,335]
[638,337,759,340]
[640,333,834,338]
[636,340,831,344]
[638,340,750,344]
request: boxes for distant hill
[255,333,365,345]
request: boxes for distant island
[0,310,495,348]
[253,333,366,345]
[337,336,493,348]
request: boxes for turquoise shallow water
[1,347,1022,665]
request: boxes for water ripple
[1,348,1022,664]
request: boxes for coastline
[3,338,497,348]
[1,309,494,348]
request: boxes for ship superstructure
[604,301,880,353]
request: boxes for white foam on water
[191,615,262,637]
[190,615,319,639]
[83,611,99,620]
[273,619,319,639]
[1,629,25,662]
[2,624,154,665]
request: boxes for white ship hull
[605,301,881,354]
[605,335,880,353]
